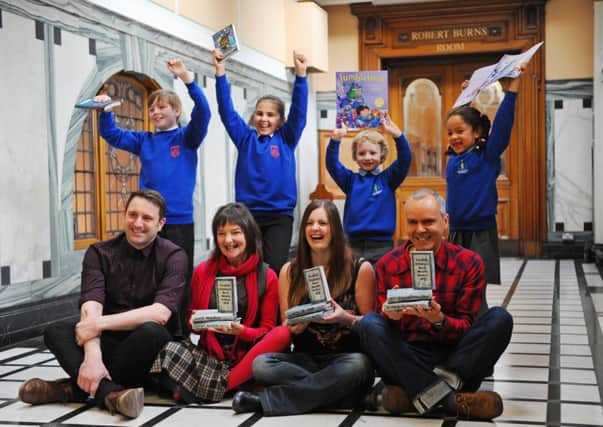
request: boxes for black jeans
[160,222,194,335]
[44,321,171,407]
[253,214,293,276]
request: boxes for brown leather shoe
[19,378,78,405]
[455,390,503,420]
[381,385,412,414]
[104,388,144,418]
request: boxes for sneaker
[381,385,412,415]
[104,388,144,418]
[455,390,503,420]
[19,378,82,405]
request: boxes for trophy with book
[383,251,436,311]
[285,266,334,326]
[191,277,241,330]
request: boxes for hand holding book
[320,300,354,325]
[207,322,243,335]
[212,49,226,77]
[75,95,121,112]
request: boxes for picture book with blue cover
[336,70,388,130]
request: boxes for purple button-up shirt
[79,233,187,335]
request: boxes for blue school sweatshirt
[99,81,210,225]
[446,91,517,231]
[326,134,411,241]
[215,74,308,218]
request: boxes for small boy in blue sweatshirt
[326,117,411,264]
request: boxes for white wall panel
[0,12,49,282]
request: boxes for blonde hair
[148,89,182,123]
[351,130,388,163]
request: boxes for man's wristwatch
[432,315,446,329]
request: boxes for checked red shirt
[375,240,485,343]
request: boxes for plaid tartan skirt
[150,339,230,402]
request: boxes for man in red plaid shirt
[358,189,513,420]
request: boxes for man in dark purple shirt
[19,190,187,419]
[358,189,513,421]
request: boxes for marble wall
[0,11,51,284]
[546,80,594,235]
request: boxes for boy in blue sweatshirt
[212,49,308,276]
[326,117,411,264]
[95,59,211,334]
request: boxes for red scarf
[191,253,260,361]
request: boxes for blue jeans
[358,307,513,398]
[253,352,374,416]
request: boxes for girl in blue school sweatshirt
[445,66,525,315]
[326,117,412,265]
[212,49,308,276]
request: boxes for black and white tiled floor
[0,259,602,426]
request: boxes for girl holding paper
[445,66,524,316]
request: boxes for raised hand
[331,123,347,141]
[212,49,226,77]
[508,64,526,93]
[166,59,193,84]
[293,50,308,77]
[93,94,112,103]
[381,113,402,138]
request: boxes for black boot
[232,391,262,413]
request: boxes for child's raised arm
[293,50,307,77]
[381,113,411,189]
[166,59,193,84]
[212,49,226,77]
[330,123,347,141]
[381,114,402,138]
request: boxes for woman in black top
[232,200,376,415]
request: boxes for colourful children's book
[336,71,388,130]
[75,98,121,112]
[212,24,240,59]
